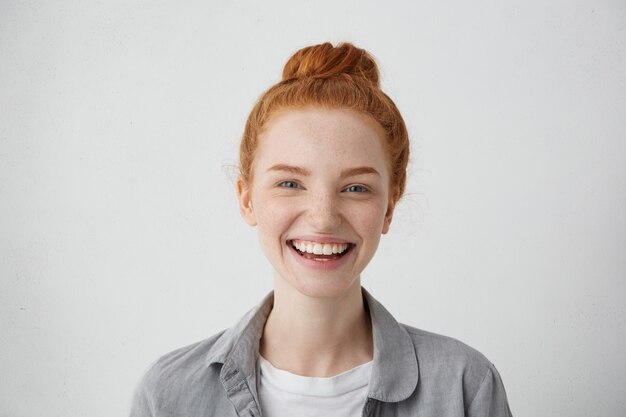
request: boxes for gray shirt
[130,288,513,416]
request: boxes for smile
[288,239,353,261]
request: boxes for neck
[259,276,373,377]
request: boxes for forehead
[255,107,389,171]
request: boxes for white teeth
[292,240,350,255]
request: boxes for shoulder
[133,292,273,412]
[131,330,227,414]
[142,330,226,386]
[402,323,492,370]
[400,323,510,413]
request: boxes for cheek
[346,201,389,236]
[254,196,297,241]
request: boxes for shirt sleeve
[129,371,155,417]
[467,364,513,417]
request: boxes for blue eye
[279,181,300,189]
[344,185,369,193]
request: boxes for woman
[130,42,513,417]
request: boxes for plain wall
[1,1,625,416]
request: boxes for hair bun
[282,42,380,86]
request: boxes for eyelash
[278,180,301,189]
[343,185,369,193]
[277,181,370,193]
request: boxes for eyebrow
[340,166,380,178]
[266,164,311,176]
[266,164,380,178]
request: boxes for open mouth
[288,239,354,262]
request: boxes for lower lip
[287,243,354,271]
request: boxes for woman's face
[237,107,395,298]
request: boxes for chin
[282,272,361,299]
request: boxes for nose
[305,191,343,231]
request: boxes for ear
[381,196,396,235]
[236,177,257,227]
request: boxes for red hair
[239,42,410,203]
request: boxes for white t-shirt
[258,355,373,417]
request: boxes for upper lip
[287,235,354,245]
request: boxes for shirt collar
[362,287,419,402]
[205,287,419,403]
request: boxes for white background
[1,1,625,416]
